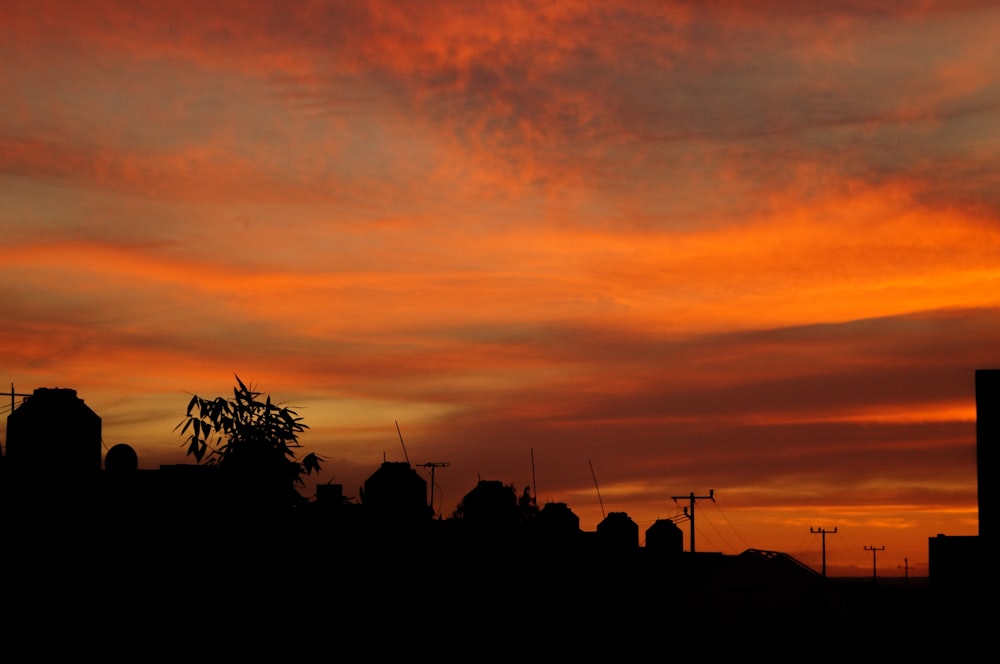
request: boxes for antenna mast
[588,458,605,519]
[530,448,537,505]
[394,420,410,465]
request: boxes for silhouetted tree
[177,375,323,510]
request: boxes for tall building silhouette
[977,369,998,544]
[929,368,992,586]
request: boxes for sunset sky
[3,1,999,576]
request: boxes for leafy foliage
[176,376,323,507]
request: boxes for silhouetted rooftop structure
[645,518,683,554]
[537,501,580,535]
[458,479,518,521]
[597,511,639,549]
[360,461,427,510]
[4,387,101,472]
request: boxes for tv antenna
[530,448,538,506]
[394,420,410,465]
[588,458,605,519]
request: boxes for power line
[710,500,752,551]
[700,505,739,554]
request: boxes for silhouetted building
[537,501,580,535]
[597,512,639,549]
[645,518,683,554]
[928,369,992,588]
[458,480,518,521]
[360,461,427,509]
[977,369,998,544]
[4,387,102,472]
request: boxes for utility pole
[864,545,885,582]
[898,558,910,586]
[810,526,838,577]
[8,384,32,411]
[417,461,450,515]
[671,490,715,553]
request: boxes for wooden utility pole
[810,526,838,577]
[671,490,715,553]
[898,558,910,586]
[864,545,885,581]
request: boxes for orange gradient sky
[3,1,999,576]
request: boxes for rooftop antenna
[394,420,410,465]
[530,448,538,506]
[588,458,606,519]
